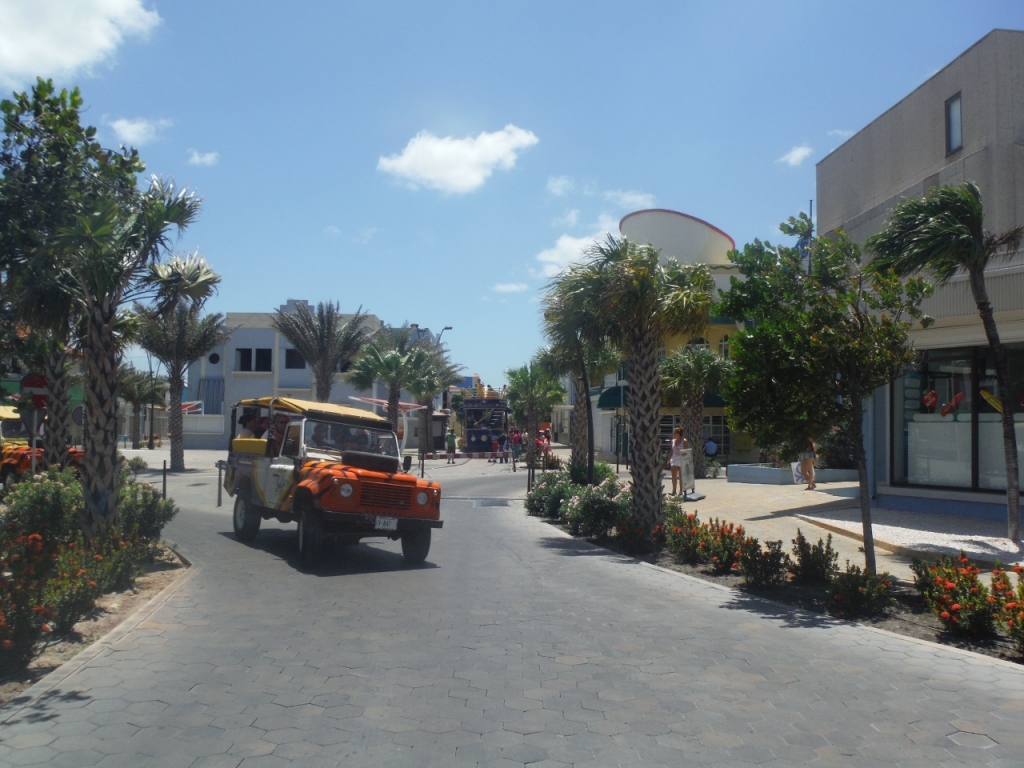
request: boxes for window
[208,352,220,365]
[254,348,272,372]
[285,349,305,369]
[946,93,962,154]
[688,337,709,349]
[718,335,730,359]
[702,415,731,456]
[235,348,252,372]
[235,348,273,372]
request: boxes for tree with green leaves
[0,79,213,533]
[271,301,370,402]
[575,236,714,530]
[346,326,429,434]
[136,298,228,472]
[505,362,566,468]
[118,365,167,450]
[719,215,933,572]
[867,182,1022,541]
[660,345,732,479]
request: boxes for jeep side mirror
[403,455,412,472]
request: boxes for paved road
[1,459,1023,767]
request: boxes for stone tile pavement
[0,466,1022,766]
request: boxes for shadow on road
[216,530,439,576]
[718,588,847,631]
[1,687,90,725]
[537,535,636,561]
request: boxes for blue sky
[2,1,1022,387]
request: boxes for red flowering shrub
[703,518,746,574]
[790,530,838,584]
[614,513,657,555]
[665,507,706,564]
[910,552,998,636]
[991,563,1024,655]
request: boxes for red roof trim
[619,209,736,251]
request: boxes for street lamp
[436,325,452,347]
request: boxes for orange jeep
[224,397,442,566]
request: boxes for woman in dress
[668,427,685,496]
[800,436,817,490]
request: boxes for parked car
[223,397,442,567]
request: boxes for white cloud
[494,283,528,293]
[604,189,655,210]
[0,0,161,89]
[324,225,342,236]
[377,124,538,194]
[827,129,854,139]
[187,149,219,166]
[356,227,377,244]
[546,175,574,196]
[108,117,171,146]
[553,209,579,227]
[776,144,813,167]
[535,214,618,278]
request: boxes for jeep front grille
[360,484,411,510]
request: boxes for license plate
[375,517,398,531]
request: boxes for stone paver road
[1,460,1023,767]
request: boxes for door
[259,420,304,510]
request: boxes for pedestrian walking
[489,436,499,463]
[445,429,457,464]
[512,429,522,460]
[800,436,817,490]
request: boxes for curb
[638,560,1024,674]
[793,513,1017,569]
[527,514,1024,673]
[0,547,202,724]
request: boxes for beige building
[816,29,1024,518]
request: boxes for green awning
[597,385,629,409]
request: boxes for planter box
[726,463,858,485]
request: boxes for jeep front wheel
[232,491,261,542]
[297,505,323,568]
[401,528,431,565]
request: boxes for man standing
[445,429,457,464]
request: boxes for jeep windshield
[303,419,399,458]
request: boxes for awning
[597,385,629,410]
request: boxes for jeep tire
[232,488,261,542]
[297,504,323,568]
[401,528,431,565]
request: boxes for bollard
[217,462,223,507]
[162,460,167,499]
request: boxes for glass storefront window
[892,344,1024,490]
[977,344,1024,490]
[893,349,972,487]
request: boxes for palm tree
[346,326,430,434]
[407,349,462,464]
[118,365,167,450]
[660,345,732,479]
[136,303,228,471]
[581,236,714,530]
[58,181,204,533]
[535,341,619,483]
[271,301,370,402]
[867,181,1023,540]
[541,263,622,484]
[505,362,566,468]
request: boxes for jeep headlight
[416,491,429,506]
[339,483,354,498]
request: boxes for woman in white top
[668,427,688,496]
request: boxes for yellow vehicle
[224,397,442,567]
